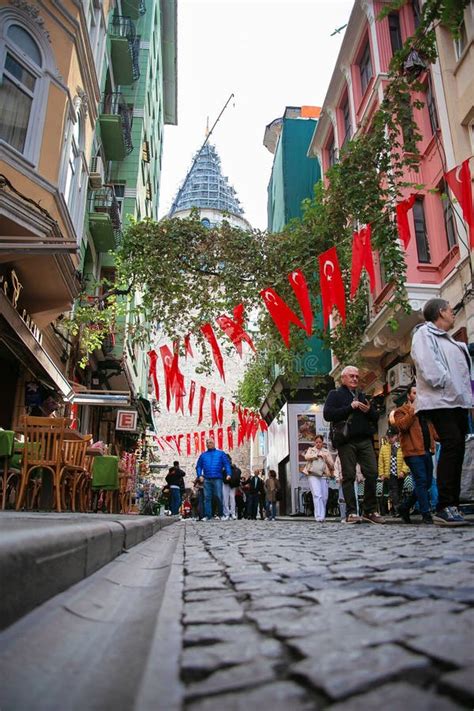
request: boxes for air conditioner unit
[386,363,413,393]
[89,156,105,189]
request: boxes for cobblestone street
[180,520,474,710]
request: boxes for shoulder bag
[329,413,353,448]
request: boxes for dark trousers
[421,407,469,510]
[404,452,433,515]
[338,437,377,516]
[246,492,259,519]
[388,476,403,514]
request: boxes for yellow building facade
[0,0,113,426]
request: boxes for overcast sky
[158,0,354,230]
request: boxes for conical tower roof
[170,143,244,217]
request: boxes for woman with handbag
[304,435,334,521]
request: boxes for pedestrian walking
[195,438,231,521]
[323,365,383,524]
[303,434,334,521]
[378,430,409,516]
[392,382,437,524]
[165,466,184,515]
[246,470,264,519]
[411,298,471,526]
[222,455,241,520]
[264,469,281,520]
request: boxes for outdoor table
[91,455,119,490]
[0,430,15,509]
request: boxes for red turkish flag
[147,350,160,401]
[259,419,268,432]
[350,224,376,297]
[159,345,186,412]
[201,323,225,381]
[218,397,224,425]
[186,433,191,456]
[217,427,224,449]
[188,380,196,415]
[227,426,234,450]
[200,431,206,452]
[184,333,194,359]
[208,429,214,444]
[154,436,165,452]
[210,391,219,426]
[172,434,183,456]
[318,247,346,327]
[194,432,200,455]
[260,269,313,348]
[197,386,207,425]
[216,304,256,357]
[396,194,416,249]
[445,159,474,247]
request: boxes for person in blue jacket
[196,438,231,521]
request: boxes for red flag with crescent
[184,333,194,359]
[201,323,225,381]
[396,194,416,249]
[200,431,206,452]
[186,433,191,457]
[210,391,219,427]
[350,224,376,297]
[188,380,196,415]
[216,304,256,357]
[318,247,346,327]
[227,426,234,450]
[147,349,160,401]
[159,345,186,412]
[198,386,207,425]
[445,159,474,247]
[260,269,313,348]
[217,427,224,449]
[194,432,200,455]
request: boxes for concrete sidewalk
[0,511,178,630]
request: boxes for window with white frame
[454,20,467,60]
[0,22,44,155]
[359,40,373,95]
[61,99,86,233]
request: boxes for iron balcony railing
[89,185,122,238]
[139,0,146,15]
[102,92,134,155]
[110,15,141,81]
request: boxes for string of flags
[147,159,473,451]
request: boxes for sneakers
[362,512,385,525]
[200,517,209,522]
[433,506,466,527]
[346,514,362,524]
[220,515,229,521]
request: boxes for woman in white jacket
[304,435,334,521]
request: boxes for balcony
[99,93,133,162]
[110,16,140,85]
[88,186,122,253]
[121,0,146,20]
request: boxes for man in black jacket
[323,365,384,524]
[246,470,264,519]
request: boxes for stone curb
[0,512,178,630]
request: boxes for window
[439,180,457,250]
[0,24,42,154]
[328,133,337,167]
[112,183,125,218]
[454,20,467,60]
[411,0,421,29]
[413,198,431,263]
[389,13,403,55]
[359,41,373,95]
[426,74,439,134]
[342,97,352,146]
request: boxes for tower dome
[169,143,251,230]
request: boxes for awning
[0,291,74,401]
[72,390,131,406]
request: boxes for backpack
[229,465,241,488]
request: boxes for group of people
[320,298,471,527]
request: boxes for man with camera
[323,365,383,524]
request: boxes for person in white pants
[304,435,334,521]
[222,481,236,519]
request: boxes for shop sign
[116,409,138,431]
[0,269,43,345]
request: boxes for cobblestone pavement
[179,519,474,710]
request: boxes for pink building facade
[308,0,472,418]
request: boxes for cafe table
[0,429,15,509]
[91,455,119,513]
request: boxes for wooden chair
[15,417,67,512]
[60,435,93,512]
